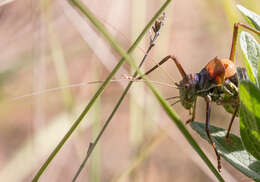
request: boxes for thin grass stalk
[31,0,171,181]
[90,64,101,182]
[47,0,74,111]
[70,1,225,181]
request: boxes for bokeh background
[0,0,259,181]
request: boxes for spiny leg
[205,96,221,172]
[225,104,239,140]
[229,22,260,62]
[186,98,197,124]
[136,55,187,80]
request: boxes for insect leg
[229,23,260,62]
[225,104,239,140]
[136,55,187,80]
[186,98,197,124]
[205,96,221,172]
[165,96,180,100]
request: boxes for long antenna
[11,78,177,101]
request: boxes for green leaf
[239,81,260,161]
[237,5,260,31]
[240,31,260,85]
[190,122,260,181]
[237,5,260,84]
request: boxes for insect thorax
[178,68,240,112]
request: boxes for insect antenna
[170,100,181,106]
[10,78,177,101]
[165,96,180,100]
[133,79,178,88]
[124,75,178,88]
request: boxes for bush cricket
[132,22,260,172]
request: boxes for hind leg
[205,96,221,172]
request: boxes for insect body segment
[176,57,237,110]
[205,57,236,85]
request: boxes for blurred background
[0,0,259,181]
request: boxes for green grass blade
[190,122,260,182]
[72,1,224,181]
[31,0,172,181]
[90,63,101,182]
[90,99,101,182]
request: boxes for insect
[134,22,260,172]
